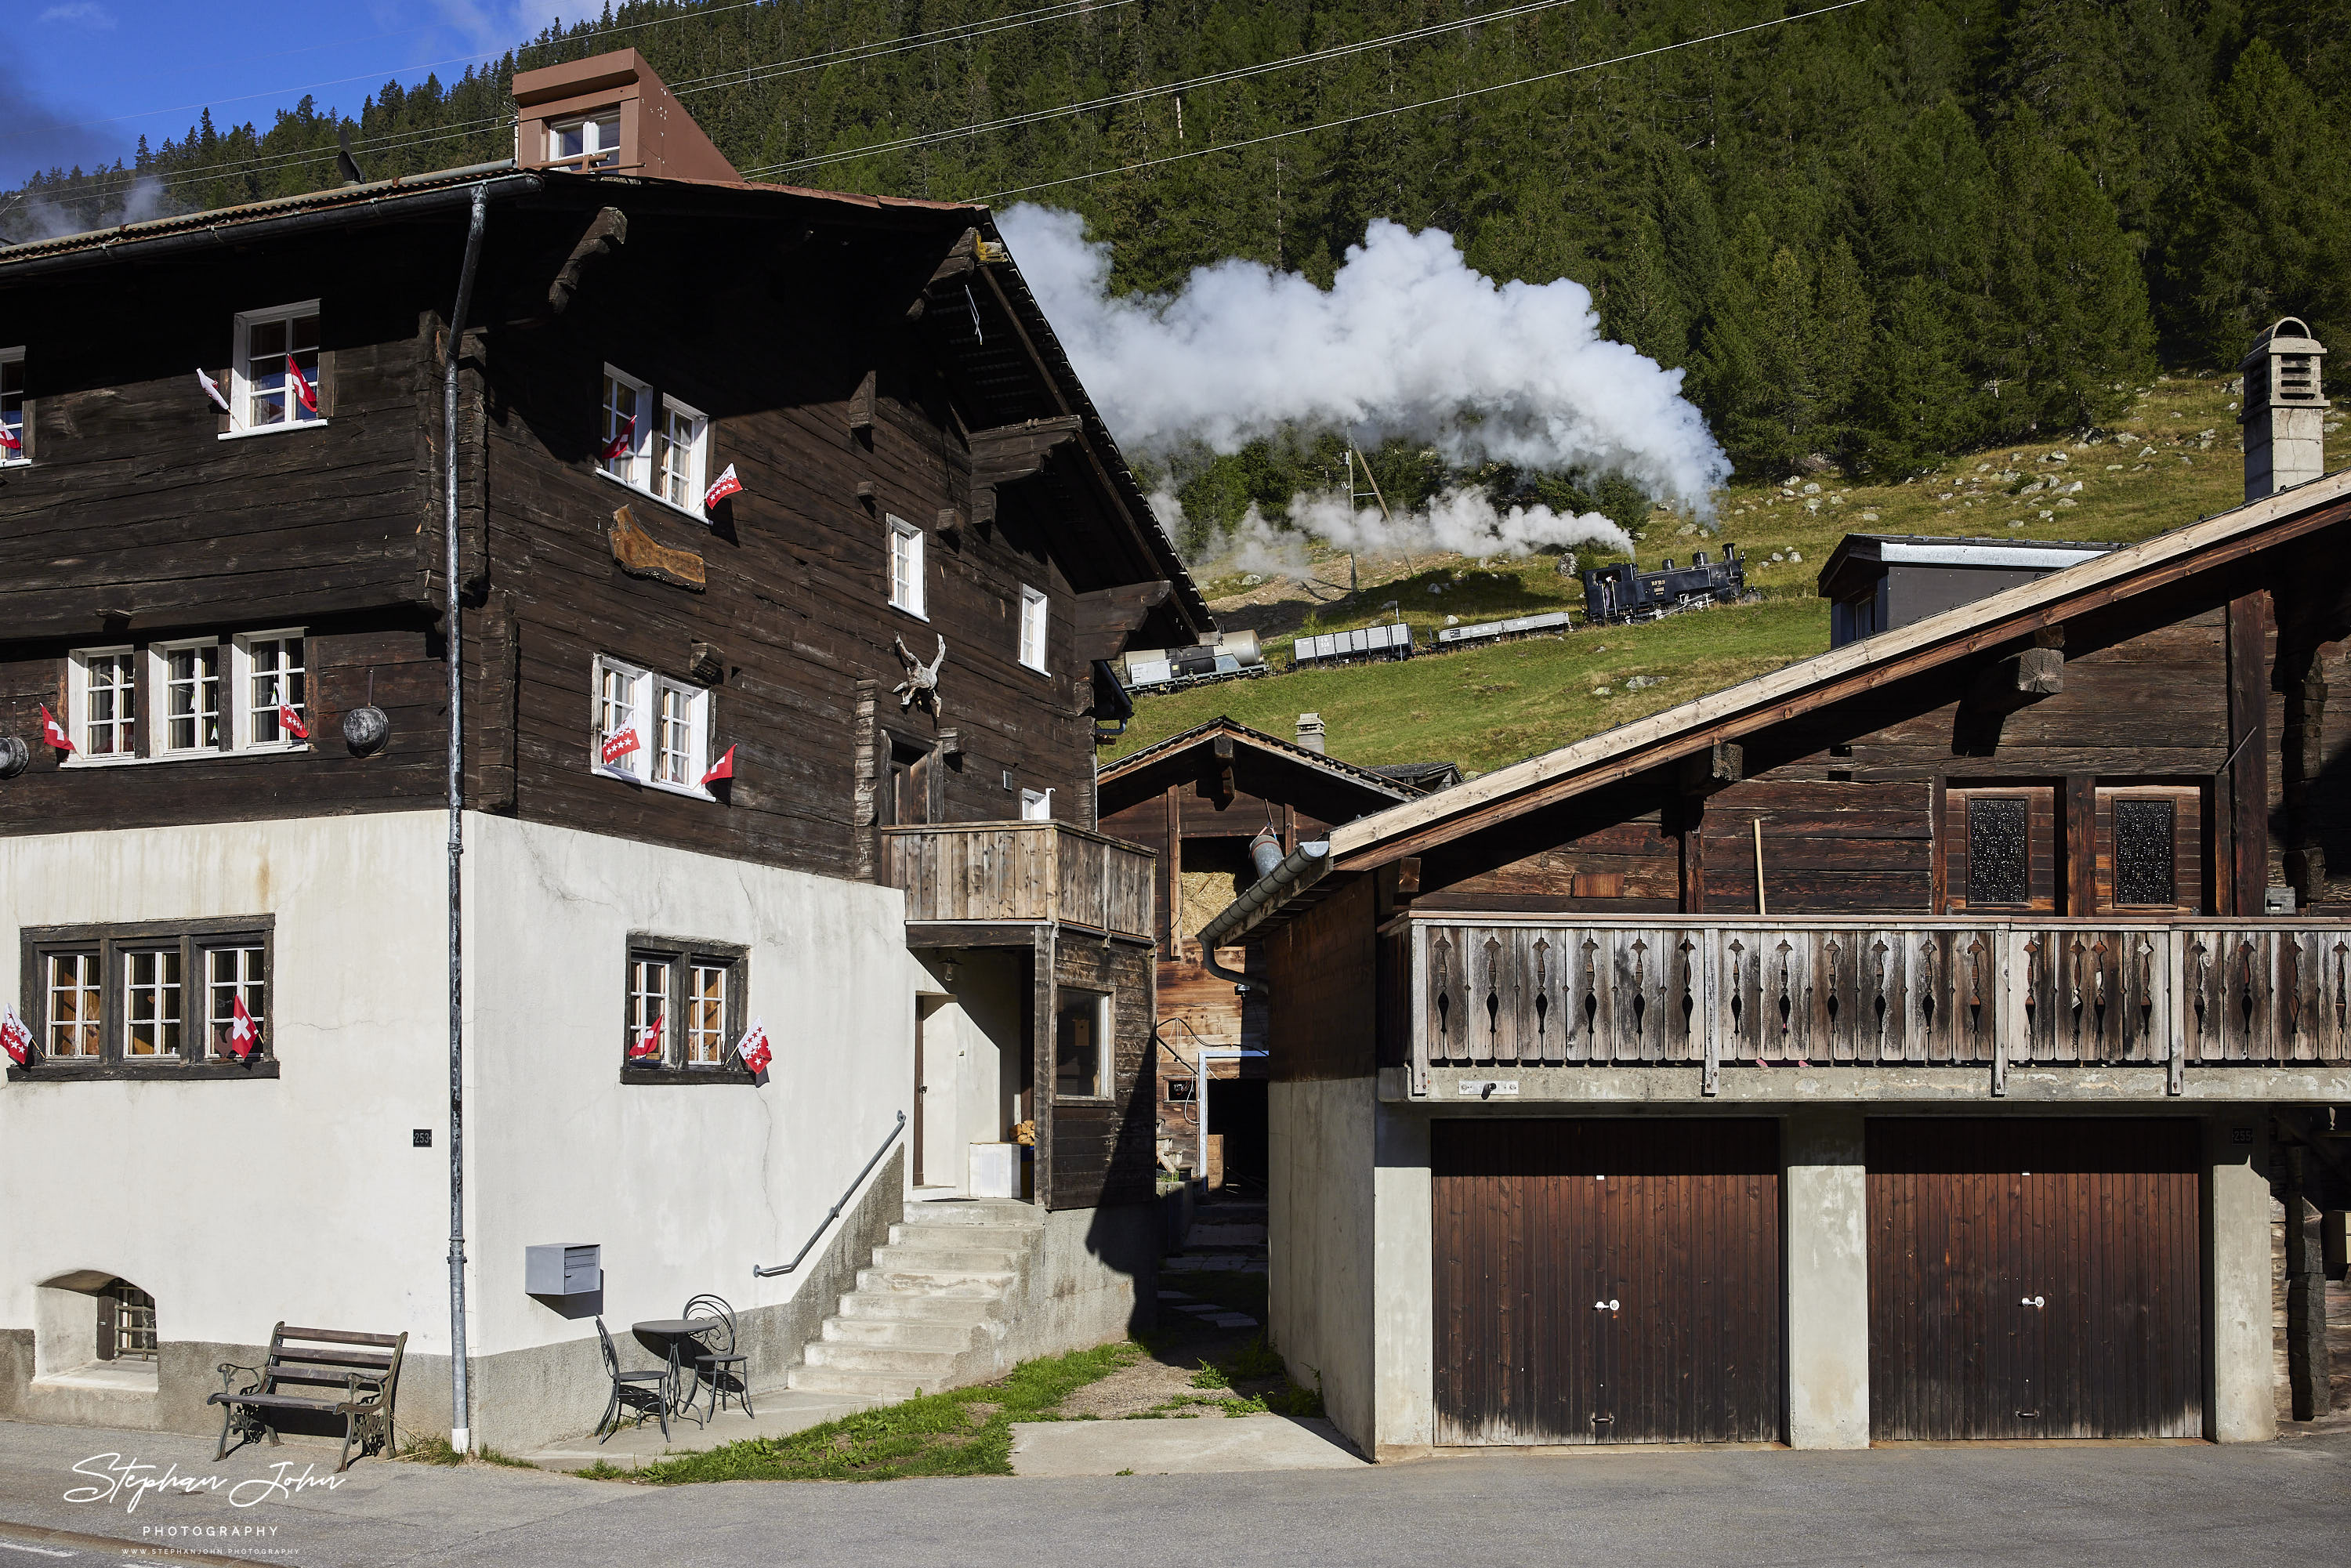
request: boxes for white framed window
[887,516,926,617]
[151,639,223,757]
[123,946,184,1059]
[228,302,323,435]
[45,951,102,1059]
[600,366,650,488]
[67,646,139,762]
[590,654,712,796]
[628,953,669,1064]
[232,631,307,750]
[685,960,729,1066]
[0,346,25,465]
[1020,788,1053,821]
[1019,585,1049,672]
[1053,987,1111,1100]
[622,940,748,1077]
[550,110,621,171]
[654,394,708,511]
[203,944,266,1060]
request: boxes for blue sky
[2,2,574,188]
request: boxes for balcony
[881,822,1155,942]
[1408,915,2351,1098]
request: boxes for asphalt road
[2,1419,2345,1568]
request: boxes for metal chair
[593,1316,671,1443]
[681,1295,752,1421]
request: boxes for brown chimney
[511,49,741,183]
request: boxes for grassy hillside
[1114,374,2280,775]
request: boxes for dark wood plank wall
[1417,599,2260,918]
[1047,936,1159,1210]
[1266,876,1378,1082]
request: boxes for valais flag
[277,703,310,741]
[285,354,318,414]
[226,993,260,1060]
[1,1004,32,1068]
[702,463,742,512]
[628,1019,663,1062]
[599,415,635,464]
[0,422,20,454]
[600,728,640,767]
[39,704,73,753]
[735,1019,772,1077]
[701,744,736,788]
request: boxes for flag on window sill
[285,353,318,415]
[701,744,736,787]
[702,463,743,512]
[0,424,20,454]
[197,368,230,412]
[1,1004,31,1067]
[226,994,260,1060]
[39,704,73,753]
[277,703,310,741]
[628,1020,664,1062]
[735,1019,772,1076]
[600,728,640,766]
[599,415,634,463]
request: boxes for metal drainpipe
[1196,841,1332,995]
[444,183,489,1457]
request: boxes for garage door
[1432,1118,1782,1445]
[1867,1118,2201,1440]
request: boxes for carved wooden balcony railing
[881,822,1155,941]
[1410,917,2351,1095]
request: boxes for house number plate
[1458,1080,1520,1098]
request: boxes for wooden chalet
[1204,368,2351,1456]
[1096,715,1433,1187]
[0,51,1201,1447]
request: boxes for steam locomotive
[1579,545,1748,625]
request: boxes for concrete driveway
[0,1417,2343,1567]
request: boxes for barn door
[1433,1118,1781,1446]
[1867,1118,2201,1440]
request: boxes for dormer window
[229,302,323,435]
[551,111,621,171]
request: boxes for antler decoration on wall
[893,635,947,714]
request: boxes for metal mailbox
[525,1243,601,1297]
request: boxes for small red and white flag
[735,1019,772,1077]
[0,422,20,454]
[628,1019,664,1062]
[700,744,736,788]
[600,727,640,767]
[599,415,635,464]
[226,993,260,1060]
[39,704,73,754]
[285,353,317,415]
[702,463,742,512]
[1,1004,32,1067]
[196,368,230,412]
[277,702,310,741]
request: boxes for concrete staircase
[788,1197,1045,1402]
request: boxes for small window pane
[1966,797,2030,907]
[243,312,319,428]
[83,652,137,756]
[205,945,266,1058]
[125,948,183,1058]
[246,636,306,744]
[166,645,221,752]
[601,374,643,483]
[656,404,703,507]
[655,683,692,784]
[45,951,102,1057]
[1055,991,1109,1098]
[686,962,728,1065]
[629,956,668,1062]
[2113,798,2178,907]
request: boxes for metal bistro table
[630,1317,721,1426]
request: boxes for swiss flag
[285,353,318,415]
[0,423,20,454]
[599,415,635,464]
[39,704,73,754]
[226,993,260,1060]
[702,463,743,512]
[277,702,310,741]
[600,727,640,767]
[735,1019,772,1077]
[700,744,736,788]
[628,1019,663,1062]
[1,1004,32,1068]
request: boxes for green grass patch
[588,1340,1144,1484]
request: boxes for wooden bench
[209,1323,407,1472]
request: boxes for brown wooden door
[1866,1117,2202,1440]
[1432,1118,1782,1445]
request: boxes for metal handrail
[752,1111,906,1279]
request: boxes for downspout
[1194,841,1331,996]
[445,183,489,1457]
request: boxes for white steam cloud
[1152,484,1632,582]
[6,173,172,243]
[999,205,1730,527]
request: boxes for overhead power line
[970,0,1871,204]
[740,0,1583,179]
